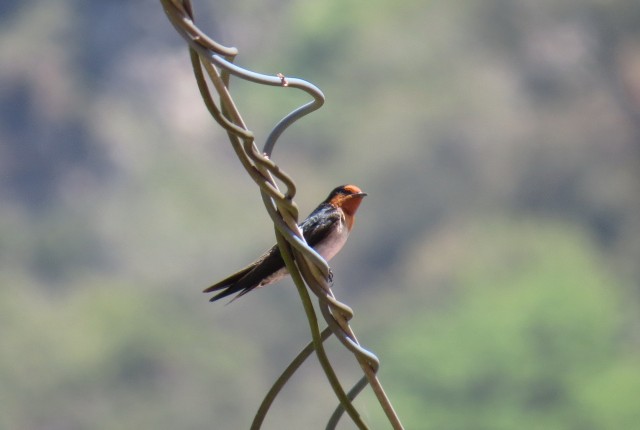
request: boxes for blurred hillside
[1,0,640,429]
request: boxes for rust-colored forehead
[342,184,362,194]
[327,184,366,217]
[325,184,366,206]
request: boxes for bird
[204,184,367,302]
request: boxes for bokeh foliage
[1,0,639,428]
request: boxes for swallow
[204,184,367,302]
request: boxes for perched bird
[204,184,367,302]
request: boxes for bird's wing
[300,204,342,247]
[205,204,341,302]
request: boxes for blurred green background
[2,0,640,428]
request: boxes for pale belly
[258,220,349,287]
[313,220,349,262]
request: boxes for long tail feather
[204,245,285,302]
[203,265,254,302]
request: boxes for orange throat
[340,196,364,230]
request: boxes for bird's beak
[353,191,367,197]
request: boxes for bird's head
[325,184,367,217]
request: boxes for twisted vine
[160,1,404,428]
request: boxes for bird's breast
[313,218,349,262]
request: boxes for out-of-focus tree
[377,219,640,429]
